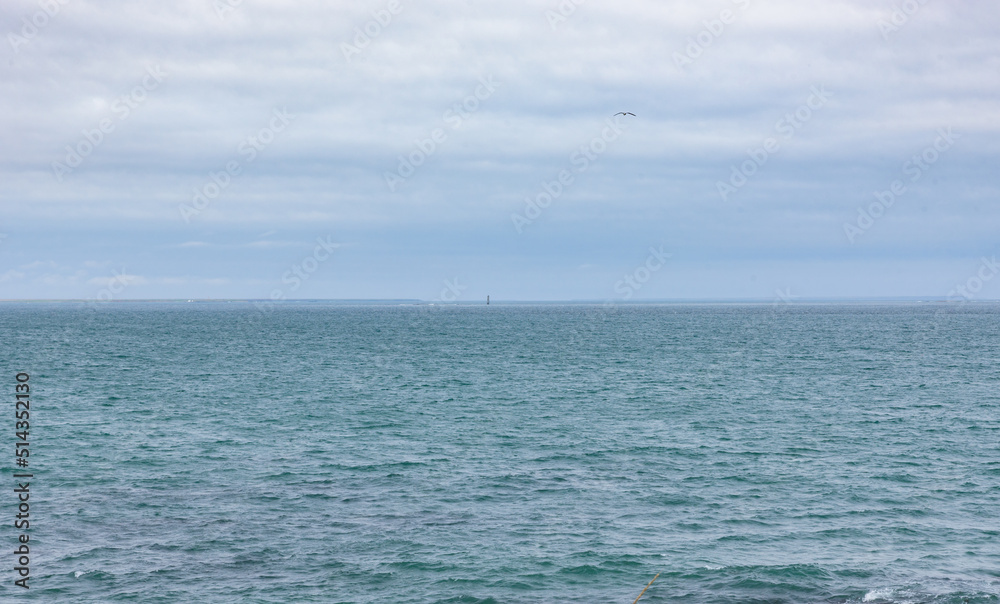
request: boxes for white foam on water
[862,587,915,604]
[863,588,892,602]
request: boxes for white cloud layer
[0,0,998,299]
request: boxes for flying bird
[614,112,636,117]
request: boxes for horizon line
[0,297,997,304]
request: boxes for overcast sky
[1,0,997,301]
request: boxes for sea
[0,302,997,603]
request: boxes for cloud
[0,270,25,283]
[1,0,998,299]
[86,273,146,287]
[242,240,305,248]
[19,260,60,271]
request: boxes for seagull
[614,112,636,117]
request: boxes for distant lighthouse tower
[487,295,490,305]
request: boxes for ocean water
[1,302,998,603]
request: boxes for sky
[0,0,998,302]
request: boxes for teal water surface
[1,302,998,603]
